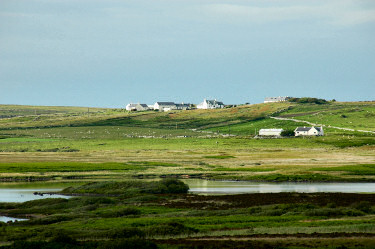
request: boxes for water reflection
[0,216,27,223]
[183,179,375,194]
[0,188,69,203]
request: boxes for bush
[353,201,373,213]
[145,221,198,236]
[107,227,145,239]
[98,238,157,249]
[102,207,141,218]
[62,179,189,196]
[50,232,77,244]
[288,97,328,104]
[280,129,295,137]
[156,178,190,194]
[305,208,344,217]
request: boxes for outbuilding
[259,129,284,137]
[126,103,149,111]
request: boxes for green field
[0,101,375,248]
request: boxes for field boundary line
[270,117,375,134]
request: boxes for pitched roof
[156,102,176,105]
[206,99,224,105]
[139,104,148,107]
[295,127,312,132]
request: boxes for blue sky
[1,0,374,107]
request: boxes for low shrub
[97,238,157,249]
[106,227,145,239]
[145,221,198,236]
[352,201,373,213]
[101,207,141,218]
[154,178,189,194]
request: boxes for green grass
[276,102,375,131]
[213,167,276,172]
[314,164,375,176]
[0,104,110,117]
[214,173,343,182]
[203,155,235,159]
[1,182,375,248]
[0,162,148,173]
[205,117,308,136]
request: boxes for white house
[153,102,177,112]
[294,126,324,136]
[175,103,191,110]
[126,103,149,111]
[259,129,284,137]
[264,96,290,103]
[197,99,224,109]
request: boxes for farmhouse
[259,129,284,137]
[153,102,177,111]
[175,103,191,110]
[126,103,149,111]
[197,99,224,109]
[264,96,290,103]
[294,126,324,136]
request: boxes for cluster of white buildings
[127,96,294,111]
[259,126,324,137]
[126,98,225,112]
[126,96,326,137]
[264,96,290,103]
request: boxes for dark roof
[295,127,312,131]
[206,100,224,105]
[176,103,190,107]
[295,127,322,132]
[156,102,175,105]
[139,104,148,107]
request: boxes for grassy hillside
[0,103,291,130]
[206,101,375,135]
[0,101,374,182]
[0,104,110,118]
[0,102,375,249]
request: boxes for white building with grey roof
[126,103,150,111]
[197,99,224,109]
[264,96,290,103]
[294,126,324,136]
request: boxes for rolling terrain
[0,101,374,182]
[0,101,375,248]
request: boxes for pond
[183,179,375,194]
[0,188,69,203]
[0,182,77,203]
[0,216,27,223]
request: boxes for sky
[0,0,374,107]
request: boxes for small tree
[281,129,295,137]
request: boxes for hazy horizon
[1,0,374,108]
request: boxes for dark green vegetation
[288,97,329,104]
[0,101,375,248]
[62,179,189,195]
[1,180,375,248]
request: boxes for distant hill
[0,101,374,133]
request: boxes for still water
[0,185,70,222]
[184,179,375,194]
[0,188,69,203]
[0,216,27,223]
